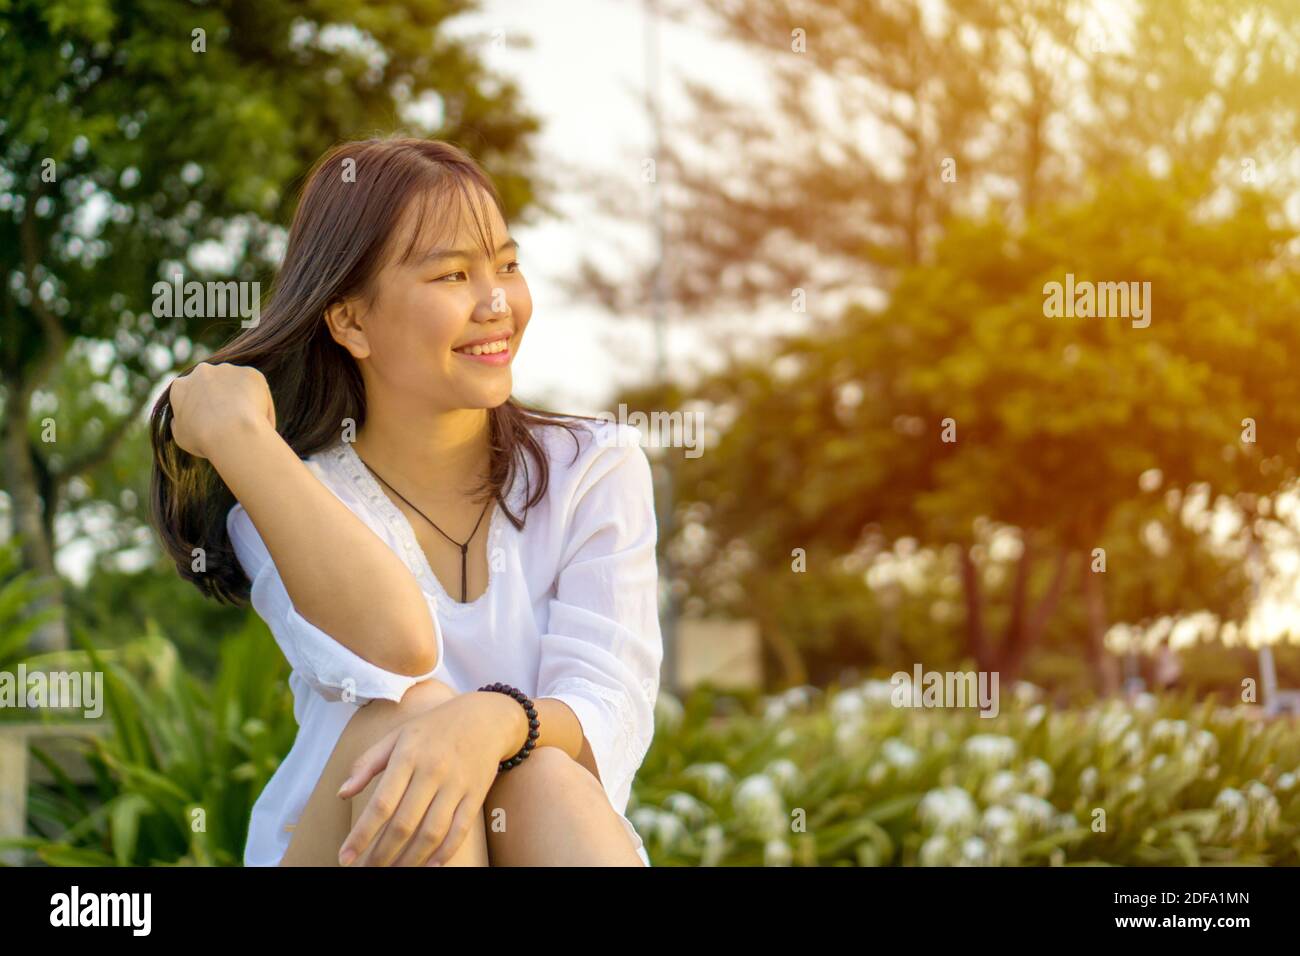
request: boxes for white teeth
[459,339,508,356]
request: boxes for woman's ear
[324,298,371,360]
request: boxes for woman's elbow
[380,615,440,676]
[394,633,439,676]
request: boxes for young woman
[149,138,661,866]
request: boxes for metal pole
[644,0,678,696]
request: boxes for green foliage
[65,558,252,680]
[630,682,1300,866]
[11,628,1299,867]
[630,168,1299,688]
[0,541,60,675]
[6,621,294,866]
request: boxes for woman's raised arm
[170,362,439,678]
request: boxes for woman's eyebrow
[420,238,519,264]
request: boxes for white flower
[1132,692,1157,713]
[684,762,734,801]
[629,806,658,836]
[780,685,818,711]
[1013,681,1044,706]
[654,692,685,734]
[1245,780,1280,837]
[1194,730,1219,762]
[918,834,954,866]
[1150,718,1189,747]
[830,687,867,721]
[1052,811,1078,832]
[763,758,801,795]
[1078,766,1099,797]
[1097,707,1132,744]
[980,770,1019,805]
[958,836,991,866]
[980,805,1019,845]
[1024,704,1047,727]
[919,787,978,836]
[662,791,708,826]
[881,738,920,771]
[653,811,686,847]
[962,734,1018,769]
[734,774,785,837]
[1124,774,1144,795]
[1119,729,1144,762]
[862,677,901,708]
[1150,754,1167,772]
[834,718,869,756]
[775,727,798,748]
[763,838,793,867]
[1023,759,1054,798]
[1276,772,1297,792]
[761,697,789,723]
[700,824,726,867]
[1214,788,1249,840]
[1010,793,1056,834]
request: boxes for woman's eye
[434,262,519,282]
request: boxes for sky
[440,0,779,414]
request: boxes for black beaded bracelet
[478,682,539,772]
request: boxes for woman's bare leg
[280,679,490,866]
[481,746,645,866]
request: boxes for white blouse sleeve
[226,500,443,706]
[536,426,663,809]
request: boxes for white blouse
[228,418,662,867]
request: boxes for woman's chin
[458,380,514,409]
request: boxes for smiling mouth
[453,338,510,356]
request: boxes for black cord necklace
[355,454,493,603]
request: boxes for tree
[629,168,1300,692]
[1,0,546,648]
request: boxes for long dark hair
[149,137,598,605]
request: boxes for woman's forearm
[209,415,439,675]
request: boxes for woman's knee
[488,746,605,806]
[398,676,458,708]
[342,677,458,744]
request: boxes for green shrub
[11,626,1300,866]
[6,619,294,866]
[629,681,1300,866]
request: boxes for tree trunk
[958,544,991,672]
[1080,551,1119,696]
[997,533,1033,678]
[2,393,67,652]
[758,607,807,690]
[748,580,807,690]
[1002,545,1072,683]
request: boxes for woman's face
[332,184,531,414]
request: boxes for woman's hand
[169,361,276,460]
[336,691,528,867]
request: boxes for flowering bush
[630,680,1300,866]
[11,629,1299,867]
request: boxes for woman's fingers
[392,789,463,867]
[363,771,443,867]
[424,796,479,867]
[337,728,400,800]
[338,759,414,866]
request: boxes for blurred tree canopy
[0,0,546,649]
[609,0,1300,693]
[637,169,1297,690]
